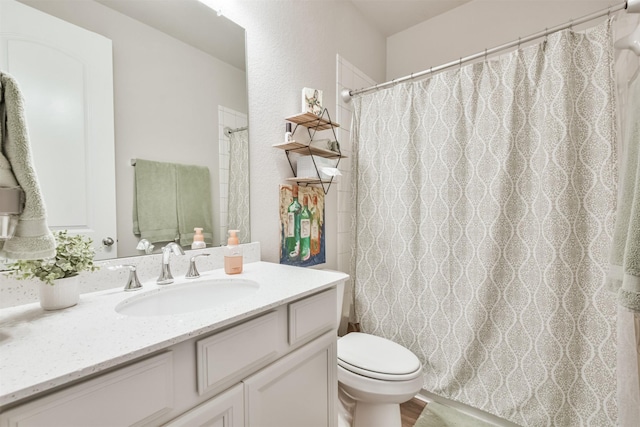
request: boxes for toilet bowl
[337,332,423,427]
[334,279,423,427]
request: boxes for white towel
[0,71,55,260]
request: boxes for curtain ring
[518,37,521,49]
[484,48,488,62]
[459,57,462,70]
[544,27,548,43]
[569,18,573,30]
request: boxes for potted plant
[8,230,99,310]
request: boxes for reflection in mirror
[1,0,249,260]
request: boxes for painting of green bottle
[279,185,325,267]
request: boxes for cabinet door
[164,383,243,427]
[0,0,117,259]
[243,332,337,427]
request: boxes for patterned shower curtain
[351,20,618,426]
[228,129,250,243]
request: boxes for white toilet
[335,281,423,427]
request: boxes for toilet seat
[338,333,422,381]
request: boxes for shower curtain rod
[224,126,248,137]
[342,0,636,102]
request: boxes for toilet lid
[337,333,421,379]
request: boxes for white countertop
[0,261,348,407]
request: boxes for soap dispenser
[191,227,206,249]
[224,229,243,274]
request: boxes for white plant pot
[39,276,80,310]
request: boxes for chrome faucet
[157,242,185,285]
[186,253,210,279]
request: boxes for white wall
[222,1,387,267]
[387,0,616,80]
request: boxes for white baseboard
[416,390,522,427]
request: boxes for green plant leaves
[7,230,99,285]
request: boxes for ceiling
[96,0,246,70]
[95,0,472,68]
[349,0,473,37]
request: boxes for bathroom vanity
[0,262,347,426]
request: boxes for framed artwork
[302,87,323,116]
[279,185,325,267]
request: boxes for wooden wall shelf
[285,112,340,131]
[272,141,346,159]
[284,177,332,185]
[276,108,342,194]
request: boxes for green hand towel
[176,164,213,246]
[608,75,640,312]
[0,71,55,260]
[133,159,179,244]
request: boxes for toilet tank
[336,279,345,327]
[318,268,346,329]
[318,268,345,328]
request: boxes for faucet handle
[136,239,154,254]
[109,264,142,291]
[186,253,210,279]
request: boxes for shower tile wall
[336,55,376,324]
[218,106,248,245]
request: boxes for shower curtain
[351,20,618,426]
[228,129,250,243]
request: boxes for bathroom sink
[115,278,260,316]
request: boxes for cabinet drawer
[0,352,173,427]
[197,311,279,396]
[288,287,337,346]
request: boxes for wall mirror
[1,0,249,260]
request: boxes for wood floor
[400,397,428,427]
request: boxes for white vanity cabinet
[166,286,338,427]
[166,331,336,427]
[0,286,339,427]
